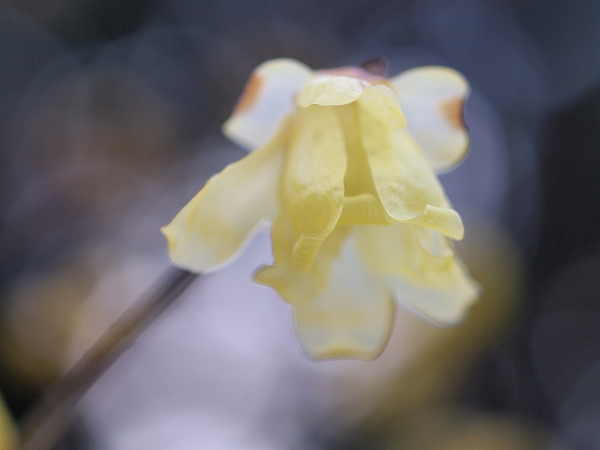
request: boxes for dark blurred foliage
[463,26,600,450]
[1,0,600,448]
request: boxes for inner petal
[337,104,394,226]
[357,90,465,240]
[255,212,349,307]
[339,103,377,197]
[256,218,395,361]
[283,105,347,271]
[338,193,394,225]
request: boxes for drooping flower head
[162,58,479,360]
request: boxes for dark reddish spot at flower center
[360,56,387,76]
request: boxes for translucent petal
[296,75,371,107]
[338,103,378,197]
[254,213,348,307]
[294,234,395,360]
[337,193,395,226]
[256,222,394,360]
[389,66,470,172]
[355,84,406,129]
[162,129,286,272]
[356,223,479,325]
[283,105,347,271]
[222,58,313,150]
[358,93,463,239]
[336,103,395,226]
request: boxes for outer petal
[283,105,347,271]
[255,217,394,360]
[356,223,479,325]
[336,102,396,226]
[162,128,286,272]
[296,75,372,107]
[294,230,395,360]
[389,66,470,172]
[222,58,313,150]
[358,90,464,240]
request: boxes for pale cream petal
[336,103,396,226]
[356,223,479,325]
[337,193,395,226]
[223,58,313,149]
[389,66,470,172]
[338,102,380,197]
[294,233,395,361]
[415,226,454,258]
[256,222,394,360]
[254,213,348,307]
[358,94,463,239]
[296,75,371,107]
[282,105,347,271]
[356,84,406,129]
[161,129,286,273]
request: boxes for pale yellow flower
[162,58,479,360]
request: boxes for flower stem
[18,267,198,450]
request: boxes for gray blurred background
[1,0,600,449]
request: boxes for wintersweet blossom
[162,58,479,360]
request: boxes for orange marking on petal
[233,72,264,114]
[439,97,465,130]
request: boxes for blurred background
[1,0,600,448]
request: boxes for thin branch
[18,267,199,450]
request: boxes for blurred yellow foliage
[0,394,17,450]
